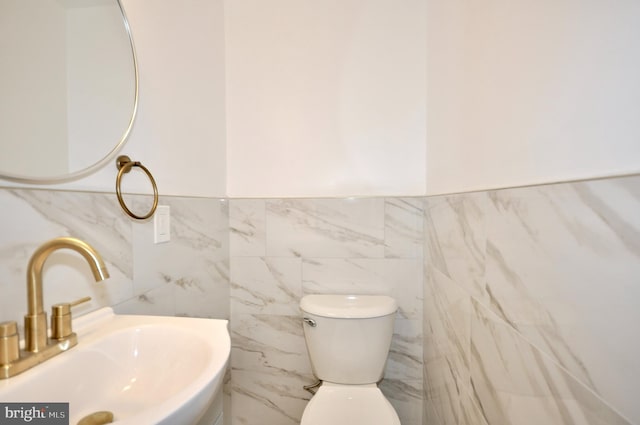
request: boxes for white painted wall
[3,0,227,198]
[5,0,640,198]
[225,0,427,198]
[426,0,640,195]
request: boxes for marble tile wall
[4,175,638,425]
[0,187,229,327]
[228,198,424,425]
[423,174,640,425]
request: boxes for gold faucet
[0,237,109,379]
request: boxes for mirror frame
[0,0,139,184]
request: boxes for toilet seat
[301,383,401,425]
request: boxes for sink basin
[0,308,230,425]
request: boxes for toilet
[300,294,401,425]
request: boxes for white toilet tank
[300,294,397,385]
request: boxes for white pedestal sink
[0,308,230,425]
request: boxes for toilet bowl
[300,294,401,425]
[301,383,399,425]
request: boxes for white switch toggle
[154,205,171,244]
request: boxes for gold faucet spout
[25,237,109,352]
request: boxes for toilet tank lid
[300,294,397,318]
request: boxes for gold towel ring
[115,155,158,220]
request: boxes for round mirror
[0,0,138,184]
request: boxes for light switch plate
[154,205,171,244]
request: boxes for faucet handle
[0,321,20,365]
[51,296,92,340]
[52,296,92,317]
